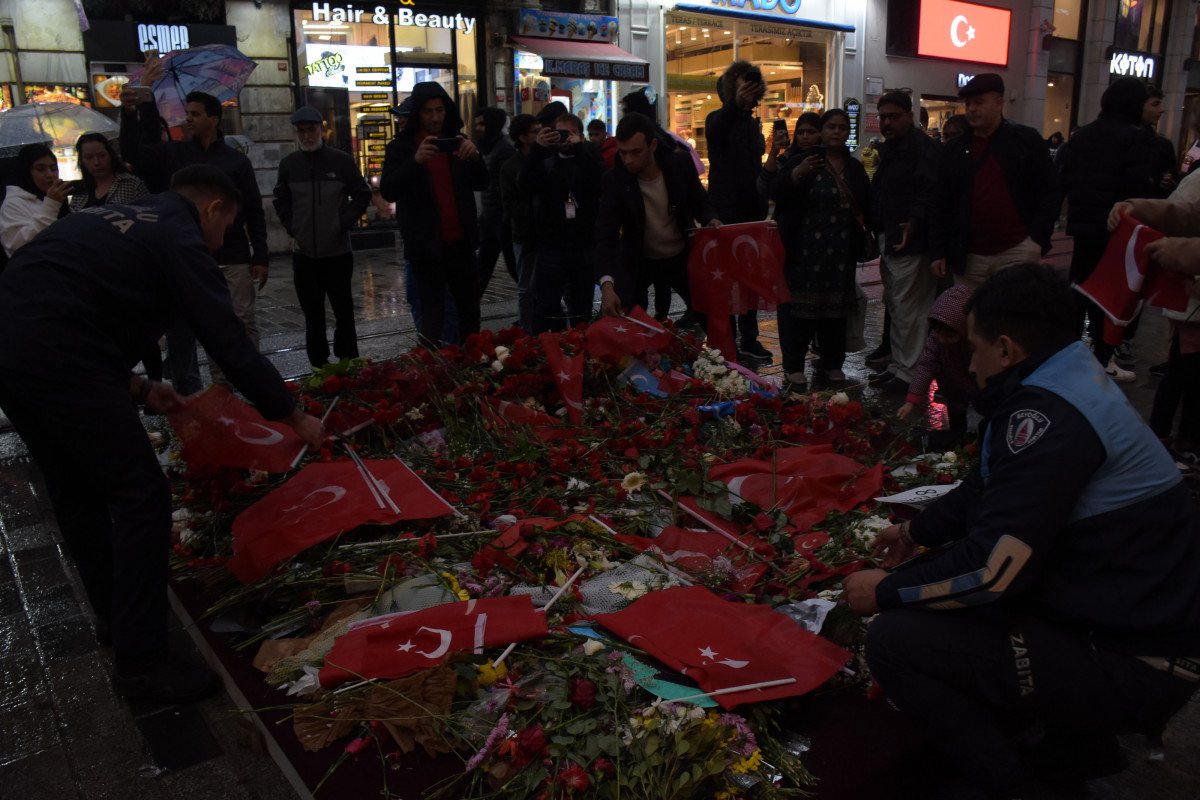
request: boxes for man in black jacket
[273,106,372,370]
[499,114,539,333]
[704,61,770,364]
[474,106,516,297]
[120,78,269,393]
[520,113,605,333]
[596,113,719,318]
[0,165,324,703]
[870,92,939,393]
[380,81,488,346]
[845,265,1200,799]
[1059,77,1158,375]
[930,74,1060,290]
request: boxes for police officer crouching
[843,264,1200,799]
[0,165,324,703]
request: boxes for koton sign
[1108,49,1157,80]
[918,0,1011,67]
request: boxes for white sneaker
[1106,358,1136,383]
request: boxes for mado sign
[1109,49,1157,80]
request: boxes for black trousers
[411,240,480,346]
[1150,332,1200,440]
[1069,234,1116,366]
[777,307,846,374]
[625,250,691,316]
[476,228,516,299]
[0,375,171,669]
[867,607,1196,797]
[293,251,359,368]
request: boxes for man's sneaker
[1114,341,1136,368]
[1106,358,1136,383]
[864,344,892,368]
[780,372,807,396]
[114,651,222,705]
[878,376,910,395]
[739,339,773,364]
[824,368,848,384]
[1150,361,1168,377]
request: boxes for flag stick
[392,454,464,518]
[586,515,695,586]
[620,313,667,334]
[342,443,388,510]
[336,530,494,549]
[667,677,796,704]
[290,396,339,470]
[491,566,585,669]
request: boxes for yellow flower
[730,749,763,775]
[476,660,508,686]
[441,572,470,601]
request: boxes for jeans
[405,259,458,346]
[477,228,516,299]
[531,246,595,333]
[514,242,536,334]
[293,251,358,368]
[411,241,480,346]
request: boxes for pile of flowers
[164,320,974,798]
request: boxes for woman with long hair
[70,132,147,211]
[771,108,871,389]
[0,143,70,256]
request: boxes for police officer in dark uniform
[844,264,1200,799]
[0,165,324,703]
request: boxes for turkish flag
[585,305,672,361]
[706,445,884,531]
[650,525,768,591]
[539,333,584,424]
[1076,213,1190,345]
[227,458,456,583]
[319,596,549,687]
[480,397,575,442]
[593,586,849,708]
[168,386,303,473]
[687,222,789,363]
[917,0,1012,67]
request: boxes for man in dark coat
[930,74,1060,290]
[704,61,771,364]
[380,82,488,346]
[273,106,372,369]
[474,106,516,296]
[1059,77,1159,373]
[596,113,719,318]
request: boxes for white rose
[582,639,606,656]
[830,392,850,406]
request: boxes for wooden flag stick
[342,443,387,510]
[290,396,339,470]
[586,515,694,586]
[491,565,586,669]
[666,677,797,705]
[620,313,667,334]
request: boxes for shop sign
[309,3,476,35]
[844,98,860,153]
[516,9,619,43]
[696,0,845,24]
[304,44,395,90]
[137,23,189,52]
[1108,48,1157,80]
[917,0,1011,67]
[957,72,975,88]
[664,11,730,31]
[541,59,649,83]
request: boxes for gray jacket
[273,144,371,257]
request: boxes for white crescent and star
[413,626,452,659]
[950,14,976,48]
[697,644,751,669]
[731,234,761,265]
[216,415,286,446]
[282,485,347,514]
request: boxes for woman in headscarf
[1,143,70,257]
[70,132,147,211]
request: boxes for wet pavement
[1,232,1197,799]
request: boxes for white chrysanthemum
[621,471,647,493]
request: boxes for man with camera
[705,61,771,365]
[519,113,605,333]
[380,81,488,346]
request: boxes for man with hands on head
[843,264,1200,800]
[380,81,488,346]
[0,165,325,705]
[595,112,720,321]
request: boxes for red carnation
[568,677,597,709]
[556,763,590,793]
[516,724,547,757]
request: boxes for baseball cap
[290,106,323,125]
[958,73,1005,98]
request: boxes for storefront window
[919,96,963,139]
[1115,0,1171,53]
[664,11,834,174]
[1043,75,1074,139]
[1052,0,1083,41]
[456,24,478,127]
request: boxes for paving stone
[0,695,61,766]
[4,522,56,553]
[0,746,80,798]
[0,649,47,712]
[35,615,100,665]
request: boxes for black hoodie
[380,82,488,261]
[475,107,515,236]
[1059,77,1160,238]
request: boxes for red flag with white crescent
[538,332,585,424]
[585,305,672,361]
[227,458,455,583]
[319,596,549,687]
[168,385,303,473]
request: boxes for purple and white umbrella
[131,44,257,127]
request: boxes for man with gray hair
[273,106,372,369]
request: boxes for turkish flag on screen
[319,596,549,687]
[593,586,849,708]
[227,458,455,583]
[168,386,302,473]
[687,222,789,363]
[917,0,1012,66]
[585,305,672,361]
[1075,213,1189,345]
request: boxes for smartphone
[433,137,460,153]
[745,66,764,86]
[772,119,788,135]
[555,129,570,143]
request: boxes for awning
[511,36,650,82]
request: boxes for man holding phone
[705,61,771,365]
[520,113,605,333]
[380,81,488,346]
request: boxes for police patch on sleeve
[1007,409,1051,454]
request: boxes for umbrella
[0,102,119,155]
[131,44,257,127]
